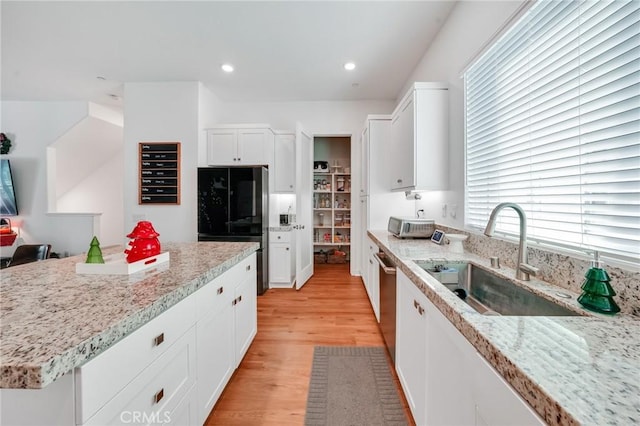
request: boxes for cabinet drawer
[270,231,291,243]
[195,275,232,320]
[82,326,197,425]
[75,295,197,424]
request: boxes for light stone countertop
[368,230,639,426]
[269,226,293,232]
[0,241,259,389]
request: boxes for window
[465,0,640,262]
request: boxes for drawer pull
[153,388,164,404]
[238,295,242,303]
[246,264,251,271]
[277,236,281,239]
[413,300,424,315]
[153,333,165,347]
[217,286,224,295]
[286,247,289,251]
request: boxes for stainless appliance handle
[374,252,396,275]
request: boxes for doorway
[312,136,352,265]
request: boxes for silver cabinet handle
[397,178,403,183]
[217,286,224,295]
[286,247,289,251]
[153,388,164,404]
[153,333,164,346]
[277,236,281,239]
[246,264,251,271]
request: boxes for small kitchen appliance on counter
[388,216,435,238]
[279,213,295,226]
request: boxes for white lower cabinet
[195,283,234,424]
[396,269,545,426]
[233,259,258,366]
[395,269,428,426]
[424,297,475,426]
[472,352,545,426]
[269,231,295,288]
[83,326,197,425]
[367,239,380,321]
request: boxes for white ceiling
[1,1,457,106]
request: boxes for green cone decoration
[85,236,105,264]
[577,252,620,314]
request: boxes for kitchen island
[0,241,259,425]
[369,230,639,426]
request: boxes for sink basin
[414,260,583,316]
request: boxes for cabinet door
[390,94,415,191]
[395,269,427,426]
[472,352,545,426]
[425,299,475,426]
[196,304,234,424]
[269,243,291,284]
[166,385,198,425]
[360,126,369,196]
[359,197,369,288]
[367,247,380,322]
[274,133,295,193]
[207,130,237,165]
[237,129,271,165]
[234,261,258,367]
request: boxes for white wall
[0,101,105,255]
[56,152,123,247]
[52,105,124,247]
[197,83,224,167]
[123,82,203,244]
[405,0,525,227]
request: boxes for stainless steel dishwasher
[374,251,397,362]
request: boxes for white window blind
[465,0,640,261]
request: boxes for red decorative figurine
[124,221,161,263]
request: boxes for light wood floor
[205,263,414,426]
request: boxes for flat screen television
[0,159,19,216]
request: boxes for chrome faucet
[484,202,539,281]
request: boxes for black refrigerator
[197,166,269,295]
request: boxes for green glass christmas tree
[577,251,620,314]
[85,236,105,264]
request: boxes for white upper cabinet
[360,115,391,197]
[390,82,448,192]
[273,131,296,193]
[206,125,274,166]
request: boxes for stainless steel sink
[414,260,583,316]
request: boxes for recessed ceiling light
[221,64,234,73]
[344,62,356,71]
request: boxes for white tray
[75,252,170,275]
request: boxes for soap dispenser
[577,251,620,314]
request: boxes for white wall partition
[0,101,105,255]
[123,82,202,244]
